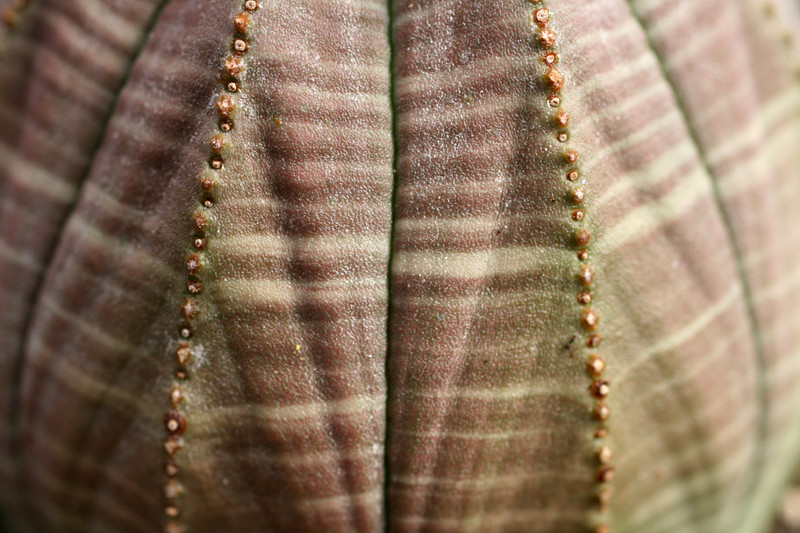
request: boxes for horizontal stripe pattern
[174,0,393,531]
[388,1,595,531]
[620,0,800,531]
[0,0,169,529]
[1,0,799,532]
[12,2,234,532]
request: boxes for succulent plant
[1,0,800,532]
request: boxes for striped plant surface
[1,0,799,532]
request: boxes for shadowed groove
[4,1,172,530]
[384,0,399,527]
[622,2,771,532]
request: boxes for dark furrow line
[383,0,398,527]
[8,1,172,531]
[621,2,769,532]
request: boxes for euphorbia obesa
[1,0,799,532]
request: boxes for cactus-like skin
[1,0,800,532]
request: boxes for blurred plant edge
[771,473,800,533]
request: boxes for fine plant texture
[1,0,800,532]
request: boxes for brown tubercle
[539,28,557,47]
[233,12,251,33]
[587,354,605,376]
[579,265,594,286]
[555,107,569,127]
[582,308,599,330]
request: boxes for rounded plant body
[0,0,799,532]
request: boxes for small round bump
[557,132,568,142]
[165,505,181,518]
[548,95,561,107]
[555,108,569,127]
[164,412,187,435]
[193,212,208,231]
[200,176,215,191]
[2,7,18,28]
[181,298,197,321]
[539,28,557,47]
[179,327,192,339]
[169,387,183,408]
[542,51,558,66]
[566,169,579,181]
[224,45,244,66]
[227,81,239,93]
[582,307,599,330]
[576,228,590,246]
[234,12,251,33]
[593,402,610,421]
[210,135,225,153]
[533,8,550,26]
[595,428,607,439]
[590,380,610,399]
[596,465,614,483]
[587,354,605,376]
[163,436,184,455]
[571,187,585,203]
[187,280,203,295]
[546,68,564,91]
[175,366,189,380]
[233,38,248,54]
[164,479,183,499]
[572,209,584,221]
[165,521,183,533]
[577,249,589,261]
[185,254,202,276]
[209,156,224,169]
[565,149,578,163]
[598,445,613,464]
[587,333,603,348]
[579,265,594,286]
[244,0,259,10]
[194,237,207,250]
[164,460,180,478]
[176,344,192,365]
[577,291,592,305]
[219,118,233,132]
[216,94,234,118]
[598,487,612,506]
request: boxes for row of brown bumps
[162,2,260,533]
[529,1,613,532]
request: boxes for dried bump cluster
[528,2,612,531]
[161,2,259,532]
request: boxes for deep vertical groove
[383,0,398,527]
[621,3,769,532]
[8,1,171,530]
